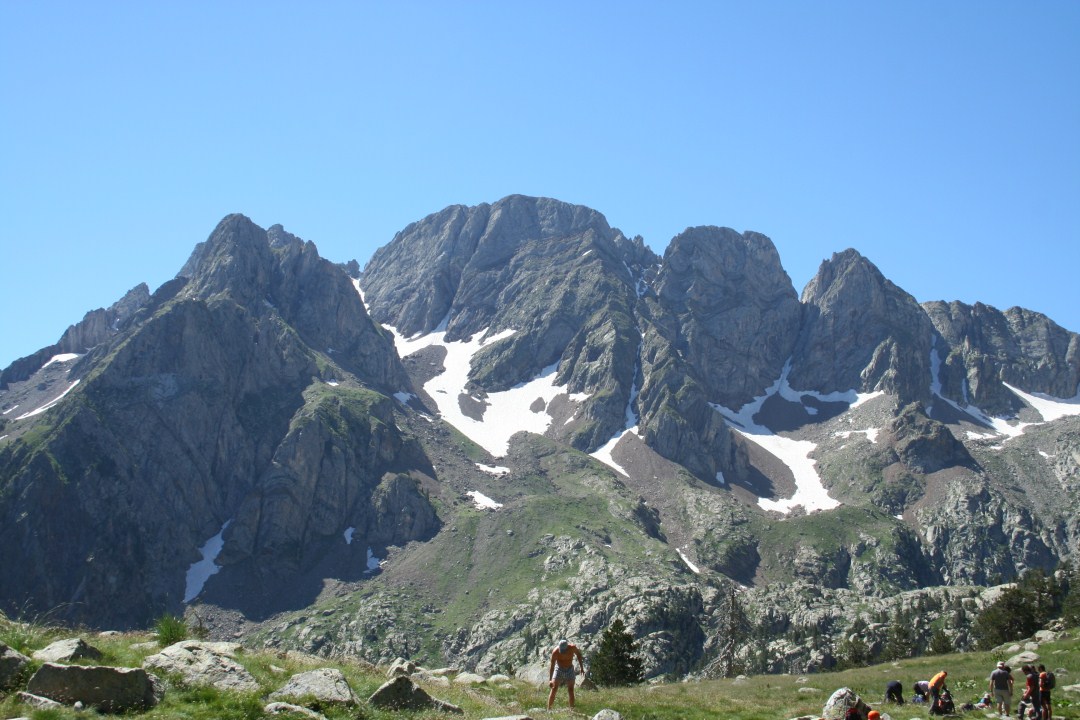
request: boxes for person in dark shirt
[884,680,904,704]
[989,660,1013,716]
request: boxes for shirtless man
[547,638,586,710]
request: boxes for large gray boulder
[823,687,870,720]
[270,668,358,706]
[1006,650,1040,667]
[0,642,31,690]
[32,638,103,663]
[143,640,259,692]
[368,675,463,714]
[26,663,163,711]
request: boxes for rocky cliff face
[924,300,1080,416]
[0,216,433,628]
[792,249,935,403]
[2,196,1079,679]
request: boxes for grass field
[2,614,1077,720]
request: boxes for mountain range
[2,195,1078,678]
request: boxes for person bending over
[548,639,586,710]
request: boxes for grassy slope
[3,614,1078,720]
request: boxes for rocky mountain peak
[655,226,801,407]
[792,249,934,402]
[362,195,626,340]
[923,299,1080,415]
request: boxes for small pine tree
[590,618,644,687]
[927,627,952,656]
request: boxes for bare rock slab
[15,691,63,710]
[369,675,463,714]
[32,638,103,663]
[143,640,259,692]
[270,668,358,706]
[26,663,163,712]
[264,701,329,720]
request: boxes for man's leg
[547,682,558,710]
[567,680,576,709]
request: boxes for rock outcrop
[143,641,259,692]
[26,663,163,712]
[368,675,463,714]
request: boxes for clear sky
[2,2,1078,369]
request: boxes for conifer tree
[590,618,644,687]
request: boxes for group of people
[882,663,1055,719]
[990,661,1055,720]
[884,670,953,713]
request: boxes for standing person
[989,660,1013,717]
[1038,664,1053,720]
[1021,665,1042,720]
[929,670,948,714]
[547,638,585,711]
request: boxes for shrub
[155,612,188,646]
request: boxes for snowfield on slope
[713,360,881,516]
[386,319,589,458]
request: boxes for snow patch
[326,381,340,387]
[388,325,582,457]
[365,548,382,573]
[466,490,503,510]
[676,547,701,574]
[394,391,415,404]
[834,428,879,444]
[2,405,17,415]
[715,471,726,486]
[1003,382,1080,423]
[184,520,232,603]
[476,463,510,475]
[714,361,857,515]
[42,353,80,368]
[590,347,642,476]
[344,527,355,545]
[15,379,82,420]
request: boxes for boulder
[1006,651,1040,667]
[481,717,535,720]
[593,711,623,720]
[26,663,163,712]
[264,701,328,720]
[143,640,259,692]
[414,673,451,687]
[823,687,871,720]
[15,692,63,710]
[368,675,463,714]
[387,657,417,677]
[453,671,487,685]
[0,642,31,690]
[799,686,822,693]
[270,668,358,706]
[32,638,103,663]
[1061,683,1080,694]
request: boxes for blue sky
[2,2,1078,369]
